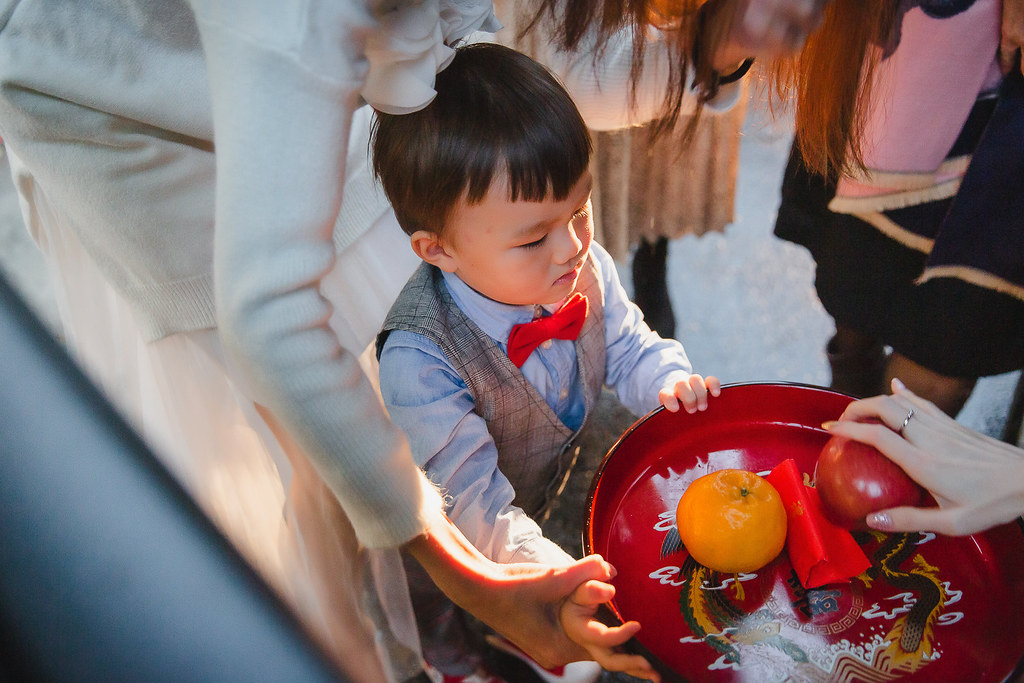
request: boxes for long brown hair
[768,0,900,178]
[524,0,901,176]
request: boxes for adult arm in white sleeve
[189,0,432,548]
[189,5,660,673]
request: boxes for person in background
[772,0,1024,416]
[0,0,827,680]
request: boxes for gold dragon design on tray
[665,528,950,680]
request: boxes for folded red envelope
[765,458,871,589]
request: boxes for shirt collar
[441,271,563,344]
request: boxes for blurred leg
[631,236,676,339]
[826,323,887,398]
[885,353,976,417]
[258,406,393,683]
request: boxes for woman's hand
[824,379,1024,536]
[404,515,659,679]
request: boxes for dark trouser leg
[827,324,977,416]
[826,324,887,399]
[632,235,676,338]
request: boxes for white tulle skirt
[26,177,424,682]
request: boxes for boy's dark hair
[371,43,592,237]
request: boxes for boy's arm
[592,243,701,414]
[380,331,574,566]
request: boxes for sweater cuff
[353,469,444,549]
[508,533,575,566]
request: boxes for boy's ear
[410,230,458,272]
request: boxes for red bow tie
[506,292,588,368]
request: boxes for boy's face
[425,171,594,307]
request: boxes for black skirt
[774,146,1024,379]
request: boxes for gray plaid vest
[377,261,606,517]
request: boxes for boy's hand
[559,565,661,682]
[660,374,721,413]
[408,525,659,677]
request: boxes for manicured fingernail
[891,377,906,391]
[867,512,892,531]
[821,420,837,430]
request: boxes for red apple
[814,433,926,530]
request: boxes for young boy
[372,43,718,681]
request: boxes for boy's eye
[520,235,547,249]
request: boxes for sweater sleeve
[188,0,438,548]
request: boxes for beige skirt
[590,92,747,261]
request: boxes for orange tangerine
[675,469,787,573]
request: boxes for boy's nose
[557,223,585,264]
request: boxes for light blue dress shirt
[379,242,695,565]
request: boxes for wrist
[691,4,754,101]
[404,517,495,609]
[716,57,755,84]
[1006,455,1024,523]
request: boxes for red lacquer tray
[585,383,1024,682]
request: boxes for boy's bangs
[503,121,591,203]
[375,43,595,233]
[462,98,592,206]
